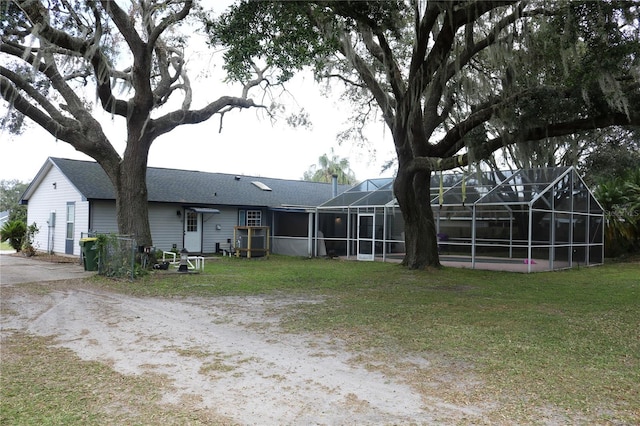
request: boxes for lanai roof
[319,166,602,211]
[22,157,350,208]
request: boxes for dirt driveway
[1,254,485,425]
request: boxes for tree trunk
[393,165,441,269]
[113,151,152,249]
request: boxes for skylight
[251,181,272,191]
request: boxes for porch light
[178,248,189,273]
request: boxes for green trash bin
[79,237,99,271]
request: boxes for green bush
[21,222,39,256]
[0,220,27,252]
[594,168,640,256]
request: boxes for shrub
[0,220,27,252]
[21,222,39,256]
[594,168,640,256]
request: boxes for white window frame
[246,210,262,226]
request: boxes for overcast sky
[0,2,396,184]
[0,71,396,184]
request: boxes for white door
[184,211,202,253]
[357,213,375,261]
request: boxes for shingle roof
[48,157,349,208]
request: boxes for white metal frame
[162,251,205,271]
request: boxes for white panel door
[184,211,202,253]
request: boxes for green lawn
[92,255,640,423]
[3,255,639,424]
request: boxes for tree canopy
[212,0,640,268]
[0,179,28,223]
[579,128,640,185]
[302,149,357,184]
[1,1,267,247]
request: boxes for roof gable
[29,158,349,208]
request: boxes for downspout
[382,206,387,262]
[347,207,351,259]
[47,218,51,254]
[471,205,477,269]
[308,211,313,258]
[528,202,533,273]
[314,207,319,258]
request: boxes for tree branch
[433,89,531,157]
[100,0,154,120]
[149,96,264,140]
[409,0,440,76]
[337,30,395,129]
[323,73,367,89]
[372,25,407,100]
[410,111,640,173]
[98,0,144,57]
[0,66,70,126]
[242,63,269,99]
[148,0,193,48]
[15,0,129,117]
[415,1,518,93]
[445,3,526,84]
[1,69,120,167]
[0,75,69,138]
[3,39,89,125]
[153,41,187,108]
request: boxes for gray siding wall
[202,208,238,253]
[89,200,117,234]
[91,201,184,252]
[89,202,242,253]
[27,166,88,256]
[149,203,184,252]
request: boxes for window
[238,209,262,226]
[66,203,75,239]
[247,210,262,226]
[186,211,198,232]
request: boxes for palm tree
[594,168,640,256]
[303,149,357,185]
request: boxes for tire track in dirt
[2,287,487,425]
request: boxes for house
[0,210,9,228]
[20,157,350,257]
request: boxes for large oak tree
[0,1,265,247]
[212,0,640,268]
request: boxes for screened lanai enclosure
[315,167,604,273]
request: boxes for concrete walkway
[0,253,95,286]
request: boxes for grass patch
[0,241,14,251]
[5,255,639,423]
[90,255,639,423]
[0,332,233,425]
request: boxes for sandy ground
[0,255,487,425]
